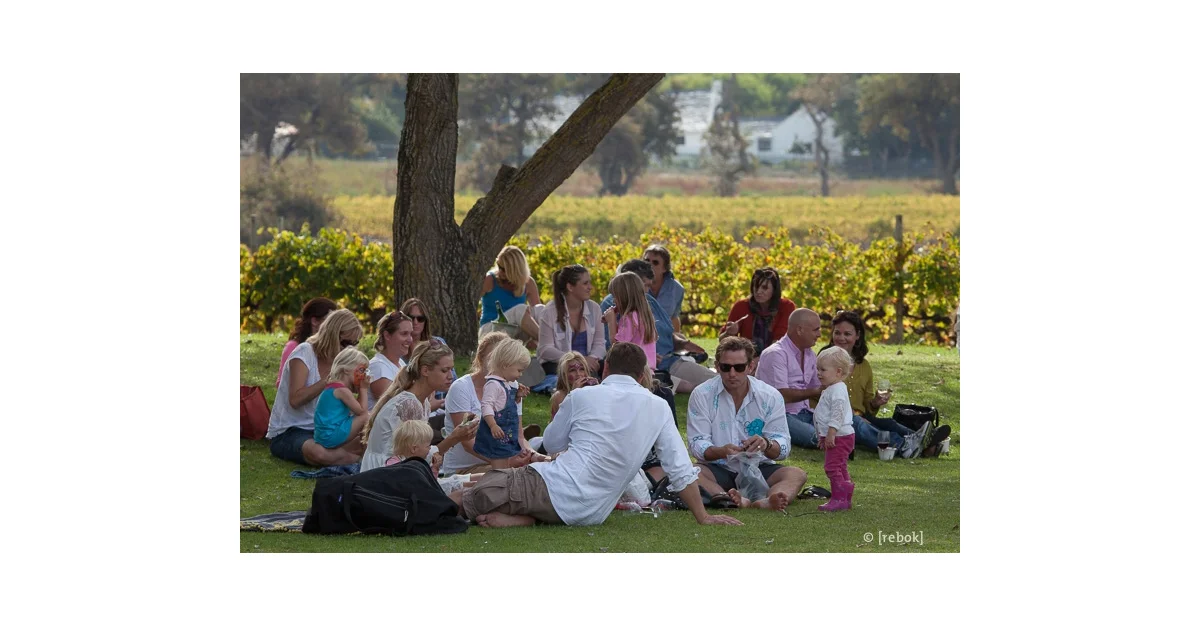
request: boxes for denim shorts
[269,427,314,465]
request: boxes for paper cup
[878,447,896,461]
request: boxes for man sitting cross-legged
[686,336,807,510]
[453,342,743,528]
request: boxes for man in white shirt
[456,343,742,528]
[687,336,808,511]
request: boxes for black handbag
[302,457,468,536]
[893,404,940,432]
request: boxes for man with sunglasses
[686,337,807,511]
[642,245,684,333]
[755,308,825,449]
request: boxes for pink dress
[614,310,656,368]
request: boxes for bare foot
[476,512,537,528]
[727,489,753,508]
[749,492,791,511]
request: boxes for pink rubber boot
[818,482,849,512]
[843,481,855,509]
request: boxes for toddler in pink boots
[815,346,856,512]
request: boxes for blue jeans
[851,415,907,450]
[786,409,820,449]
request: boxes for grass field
[240,334,960,552]
[331,193,960,245]
[258,157,951,199]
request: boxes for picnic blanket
[289,463,360,479]
[240,510,308,533]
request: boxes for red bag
[241,385,271,440]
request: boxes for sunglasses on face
[718,362,749,373]
[645,258,661,266]
[409,315,427,323]
[340,338,358,349]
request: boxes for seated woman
[400,297,457,415]
[536,264,606,376]
[719,267,796,356]
[360,341,477,472]
[367,311,414,411]
[822,310,951,458]
[266,309,366,467]
[443,332,533,475]
[275,297,337,388]
[478,245,543,348]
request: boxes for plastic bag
[619,469,652,507]
[727,452,770,503]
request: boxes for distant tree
[240,74,377,167]
[590,90,680,196]
[664,73,804,117]
[393,74,664,354]
[858,73,960,194]
[791,73,856,196]
[701,75,754,197]
[458,74,562,169]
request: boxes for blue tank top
[571,329,589,354]
[479,272,528,326]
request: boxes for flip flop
[708,493,739,509]
[799,485,832,500]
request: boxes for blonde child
[385,420,486,495]
[473,338,546,469]
[814,346,856,512]
[549,351,599,419]
[313,347,370,448]
[603,272,657,368]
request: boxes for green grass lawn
[240,334,960,552]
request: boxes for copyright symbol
[863,532,873,542]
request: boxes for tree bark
[395,73,664,356]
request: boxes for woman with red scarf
[718,267,796,355]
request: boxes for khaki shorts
[461,466,563,524]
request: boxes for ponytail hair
[552,264,589,331]
[361,340,453,445]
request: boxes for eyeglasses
[340,338,358,349]
[409,315,427,323]
[717,362,749,373]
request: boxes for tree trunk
[395,73,664,356]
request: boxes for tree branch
[461,73,664,253]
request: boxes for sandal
[799,485,832,500]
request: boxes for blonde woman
[267,309,365,467]
[360,342,478,472]
[478,245,543,347]
[549,351,598,420]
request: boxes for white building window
[675,135,686,146]
[757,137,772,152]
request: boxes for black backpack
[301,457,468,537]
[893,404,940,432]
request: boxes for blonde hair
[362,341,454,445]
[494,245,530,297]
[306,309,363,362]
[471,331,511,374]
[817,345,854,378]
[487,337,531,377]
[329,347,368,382]
[391,419,434,457]
[554,351,592,395]
[609,272,656,344]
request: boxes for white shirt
[442,373,523,474]
[813,381,854,437]
[266,343,320,439]
[685,375,791,466]
[535,299,607,364]
[366,353,405,411]
[531,375,700,526]
[361,391,430,472]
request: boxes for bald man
[754,308,824,449]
